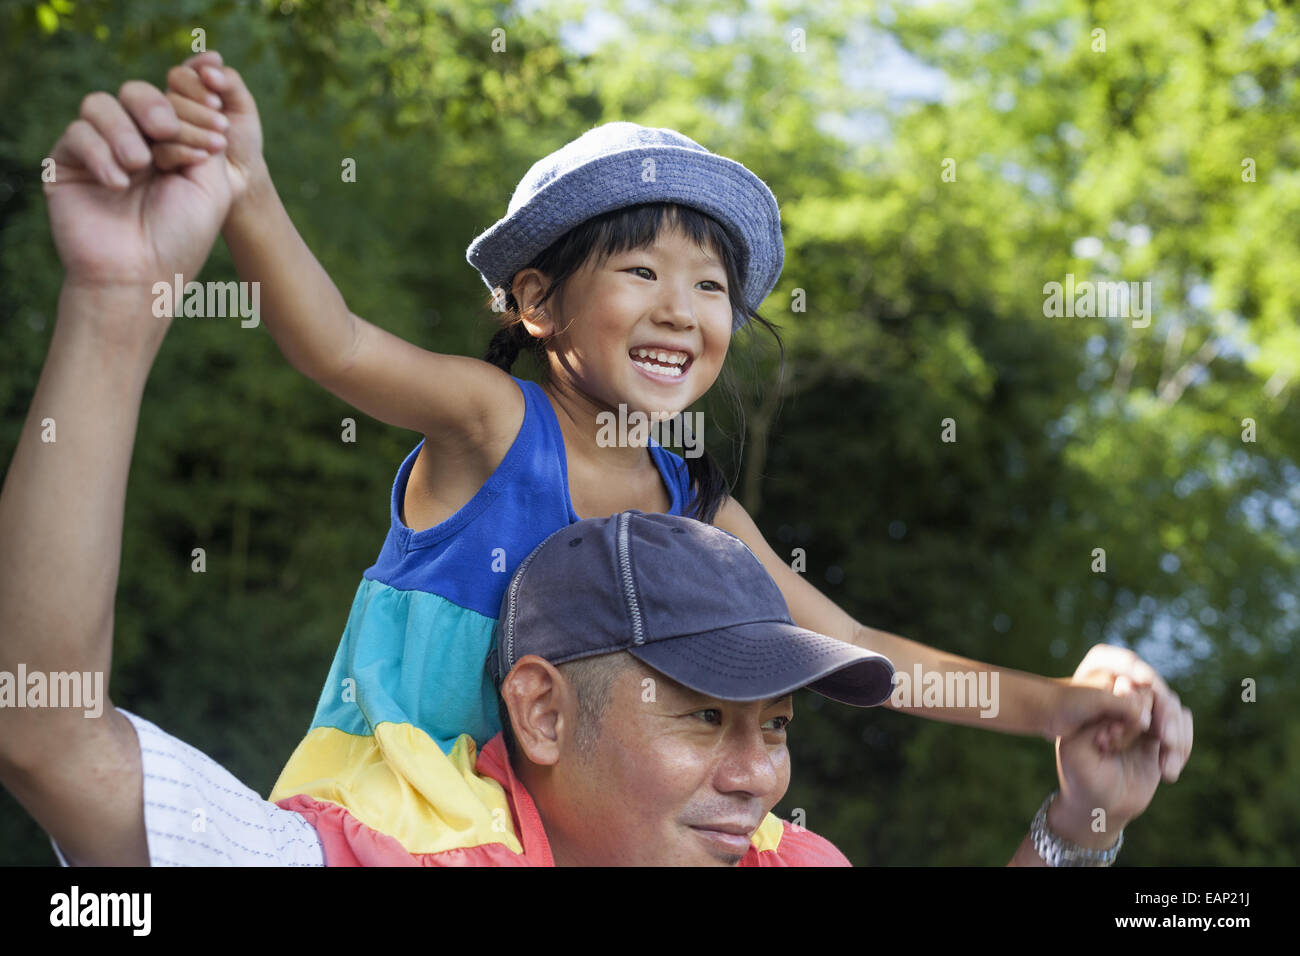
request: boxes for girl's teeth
[633,348,687,365]
[632,358,682,377]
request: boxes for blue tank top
[301,374,696,754]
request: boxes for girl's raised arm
[712,494,1192,779]
[172,52,514,444]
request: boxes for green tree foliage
[2,0,1295,864]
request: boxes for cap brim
[627,622,895,708]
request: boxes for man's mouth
[688,822,756,857]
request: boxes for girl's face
[529,224,734,420]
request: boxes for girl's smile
[628,343,694,384]
[517,221,733,421]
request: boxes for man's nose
[714,726,782,798]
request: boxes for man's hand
[45,79,233,299]
[0,71,246,865]
[1009,685,1164,865]
[1047,687,1164,850]
[1045,643,1193,783]
[162,50,267,207]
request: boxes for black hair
[480,202,786,526]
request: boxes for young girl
[148,52,1188,863]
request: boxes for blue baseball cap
[465,121,785,332]
[490,511,895,707]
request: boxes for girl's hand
[1049,643,1193,783]
[164,50,267,206]
[44,80,232,293]
[145,63,232,170]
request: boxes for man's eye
[692,709,722,724]
[763,715,791,732]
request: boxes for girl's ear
[519,307,553,341]
[512,269,555,339]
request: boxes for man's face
[539,657,794,866]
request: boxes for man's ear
[501,655,574,767]
[511,270,556,339]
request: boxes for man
[274,507,902,866]
[0,74,1171,868]
[6,503,1166,867]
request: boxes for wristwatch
[1030,790,1124,866]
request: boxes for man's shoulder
[49,708,325,867]
[742,817,852,867]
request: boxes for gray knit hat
[465,121,784,331]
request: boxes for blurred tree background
[2,0,1296,864]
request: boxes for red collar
[475,733,556,866]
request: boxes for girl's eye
[626,267,725,292]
